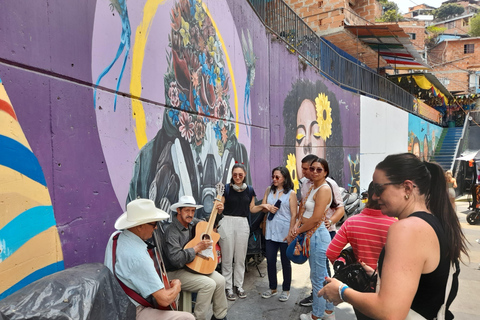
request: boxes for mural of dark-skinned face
[296,99,326,175]
[283,80,343,190]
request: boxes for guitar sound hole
[202,234,211,241]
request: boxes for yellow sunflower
[314,93,332,141]
[286,153,299,192]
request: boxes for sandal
[278,291,290,302]
[226,289,236,301]
[236,287,247,299]
[261,289,278,299]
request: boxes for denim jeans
[265,240,292,291]
[309,224,334,317]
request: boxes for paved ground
[222,199,480,320]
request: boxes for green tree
[434,3,464,21]
[377,0,403,22]
[425,25,446,50]
[378,9,404,22]
[469,13,480,36]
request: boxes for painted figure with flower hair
[283,79,344,193]
[127,0,253,221]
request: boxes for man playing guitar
[163,195,228,320]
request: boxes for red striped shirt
[326,208,397,269]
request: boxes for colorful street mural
[282,79,346,191]
[0,78,64,298]
[0,0,363,297]
[408,114,443,161]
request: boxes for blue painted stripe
[0,261,65,299]
[0,135,46,186]
[0,206,56,261]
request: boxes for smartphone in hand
[268,200,282,221]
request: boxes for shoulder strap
[225,183,230,197]
[112,233,156,309]
[247,185,254,199]
[436,262,457,320]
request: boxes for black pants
[265,240,291,291]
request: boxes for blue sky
[390,0,445,14]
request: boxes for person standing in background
[219,163,270,301]
[261,166,297,302]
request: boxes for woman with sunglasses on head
[260,166,297,302]
[320,153,468,320]
[294,157,338,320]
[219,163,269,301]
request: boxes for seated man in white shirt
[104,198,195,320]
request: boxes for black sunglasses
[147,222,158,228]
[372,182,396,196]
[309,167,323,173]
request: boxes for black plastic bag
[0,263,135,320]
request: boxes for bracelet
[339,284,349,302]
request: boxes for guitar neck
[205,195,222,235]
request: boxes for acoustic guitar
[184,182,224,274]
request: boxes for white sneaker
[299,312,313,320]
[300,311,335,320]
[321,311,335,320]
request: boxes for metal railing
[247,0,414,112]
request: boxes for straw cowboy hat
[170,195,203,211]
[115,198,169,230]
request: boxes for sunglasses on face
[272,175,282,180]
[147,222,158,228]
[233,173,244,178]
[372,182,396,197]
[309,167,323,173]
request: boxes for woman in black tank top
[319,153,468,319]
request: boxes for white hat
[115,199,170,230]
[169,195,204,211]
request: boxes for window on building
[463,18,470,26]
[408,33,416,40]
[464,44,475,54]
[439,78,450,86]
[446,21,455,29]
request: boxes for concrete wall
[359,96,443,192]
[0,0,364,297]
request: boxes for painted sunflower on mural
[164,0,234,155]
[286,153,299,192]
[314,93,332,141]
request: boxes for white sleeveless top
[303,182,332,219]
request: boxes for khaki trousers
[136,305,194,320]
[168,269,227,320]
[218,215,249,290]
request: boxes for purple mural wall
[0,0,360,297]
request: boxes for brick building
[429,37,480,93]
[280,0,388,70]
[403,4,436,19]
[430,1,479,35]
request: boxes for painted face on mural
[295,99,325,178]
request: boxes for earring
[405,194,409,200]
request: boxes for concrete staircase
[431,127,463,170]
